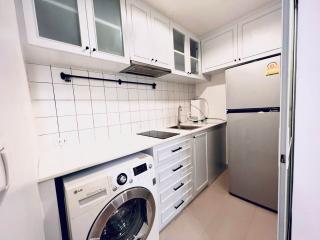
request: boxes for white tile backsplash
[89,72,104,86]
[75,100,92,115]
[54,84,74,100]
[51,67,71,84]
[79,129,95,143]
[77,115,94,130]
[90,86,105,100]
[92,100,106,114]
[56,100,76,116]
[58,116,78,132]
[73,85,91,100]
[93,114,108,127]
[71,69,89,85]
[27,64,195,149]
[27,64,52,83]
[32,100,56,117]
[29,82,54,100]
[35,117,58,135]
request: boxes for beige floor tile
[245,207,277,240]
[160,207,206,240]
[203,194,256,240]
[160,170,277,240]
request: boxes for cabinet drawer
[158,155,192,183]
[158,163,192,192]
[156,139,192,165]
[160,173,193,207]
[160,188,193,226]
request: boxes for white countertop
[38,120,226,182]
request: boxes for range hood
[120,60,171,78]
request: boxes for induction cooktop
[137,130,180,139]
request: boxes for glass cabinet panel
[173,29,185,71]
[190,38,199,74]
[34,0,82,46]
[92,0,124,56]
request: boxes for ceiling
[144,0,278,36]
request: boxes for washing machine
[63,152,159,240]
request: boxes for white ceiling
[144,0,278,36]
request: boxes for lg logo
[73,188,83,194]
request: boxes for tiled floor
[160,171,277,240]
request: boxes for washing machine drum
[87,187,156,240]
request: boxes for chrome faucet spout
[177,105,182,128]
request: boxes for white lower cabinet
[193,132,208,196]
[150,130,210,230]
[149,137,193,230]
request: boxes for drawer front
[160,187,193,227]
[156,138,192,165]
[158,162,192,192]
[160,175,193,210]
[158,155,192,184]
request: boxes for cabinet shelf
[40,0,77,13]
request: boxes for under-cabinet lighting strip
[60,72,157,89]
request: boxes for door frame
[278,0,298,239]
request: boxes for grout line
[50,65,61,139]
[70,67,81,143]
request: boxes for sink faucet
[177,105,182,128]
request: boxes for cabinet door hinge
[280,154,286,163]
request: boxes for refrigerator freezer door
[226,56,281,109]
[227,111,279,211]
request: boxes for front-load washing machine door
[87,187,155,240]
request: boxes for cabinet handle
[238,58,241,61]
[172,165,183,172]
[173,182,184,191]
[84,46,89,51]
[171,146,182,153]
[0,147,9,193]
[151,58,154,61]
[92,48,96,52]
[234,59,236,62]
[174,200,185,209]
[155,59,158,62]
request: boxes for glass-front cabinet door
[189,38,200,75]
[173,28,186,72]
[86,0,129,61]
[25,0,90,55]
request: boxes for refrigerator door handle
[0,147,9,193]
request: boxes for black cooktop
[137,130,180,139]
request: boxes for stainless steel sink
[169,125,201,130]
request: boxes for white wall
[0,1,44,239]
[195,72,226,120]
[292,0,320,239]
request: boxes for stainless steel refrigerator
[226,55,280,211]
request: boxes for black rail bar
[60,72,157,89]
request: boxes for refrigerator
[226,55,280,211]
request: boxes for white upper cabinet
[127,0,172,68]
[202,25,237,72]
[85,0,129,62]
[172,26,188,74]
[23,0,90,55]
[127,0,152,63]
[189,37,201,75]
[171,25,204,80]
[21,0,129,70]
[201,2,282,74]
[238,5,282,62]
[151,10,172,68]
